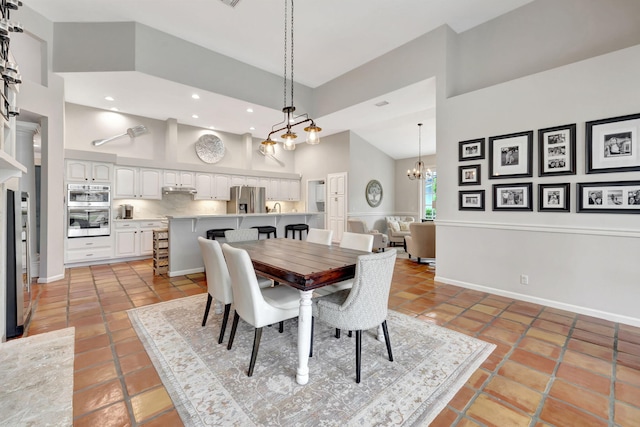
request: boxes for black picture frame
[458,164,481,186]
[489,131,533,179]
[459,138,485,161]
[586,113,640,174]
[492,182,533,211]
[538,183,570,212]
[538,124,576,176]
[459,190,485,211]
[577,180,640,213]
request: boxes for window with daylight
[424,172,437,220]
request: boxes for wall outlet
[520,274,529,285]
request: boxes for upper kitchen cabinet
[230,175,246,187]
[65,160,113,183]
[279,179,301,201]
[194,173,230,201]
[114,166,162,199]
[163,170,195,188]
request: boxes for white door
[327,172,347,242]
[195,173,214,200]
[139,169,162,199]
[114,167,137,198]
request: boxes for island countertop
[166,212,324,277]
[166,212,319,220]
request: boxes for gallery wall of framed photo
[457,112,640,214]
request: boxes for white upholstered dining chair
[306,228,333,245]
[197,237,272,344]
[311,249,397,383]
[221,243,301,377]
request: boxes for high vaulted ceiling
[24,0,533,159]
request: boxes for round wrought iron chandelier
[407,123,432,180]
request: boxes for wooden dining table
[228,237,367,385]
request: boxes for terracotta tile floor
[22,257,640,426]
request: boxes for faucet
[273,202,282,213]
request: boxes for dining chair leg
[355,330,362,383]
[309,317,314,357]
[248,327,263,377]
[202,294,213,326]
[218,303,231,344]
[381,320,394,362]
[335,328,341,338]
[227,311,240,351]
[279,321,284,333]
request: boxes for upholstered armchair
[347,218,388,252]
[404,221,436,264]
[385,216,415,247]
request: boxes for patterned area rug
[129,295,494,426]
[0,327,75,426]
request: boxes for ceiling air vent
[219,0,241,7]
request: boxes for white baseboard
[168,267,204,277]
[435,275,640,328]
[37,273,65,284]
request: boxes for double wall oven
[67,184,111,237]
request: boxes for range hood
[162,186,197,195]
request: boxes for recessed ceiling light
[192,114,199,119]
[208,126,215,130]
[110,107,119,111]
[105,96,114,101]
[192,94,200,100]
[249,126,255,130]
[246,108,254,113]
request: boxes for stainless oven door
[68,207,111,237]
[68,184,111,207]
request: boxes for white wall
[437,44,640,325]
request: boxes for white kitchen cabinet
[65,235,113,263]
[245,176,259,187]
[114,166,162,199]
[230,175,246,187]
[66,160,113,183]
[278,179,301,201]
[195,173,230,200]
[114,220,163,258]
[163,170,195,188]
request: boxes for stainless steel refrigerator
[227,186,266,214]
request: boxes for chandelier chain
[290,0,294,107]
[283,0,288,108]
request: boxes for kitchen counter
[166,212,323,276]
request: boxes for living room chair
[404,221,436,265]
[197,237,272,344]
[224,228,259,242]
[222,244,301,377]
[306,228,333,245]
[385,216,415,247]
[347,218,388,252]
[311,249,397,383]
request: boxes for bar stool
[252,226,277,239]
[206,228,234,240]
[285,224,309,240]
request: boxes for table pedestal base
[296,290,313,385]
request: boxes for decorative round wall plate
[366,179,383,207]
[195,134,225,164]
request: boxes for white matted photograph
[492,182,533,211]
[586,113,640,174]
[577,181,640,213]
[459,190,485,211]
[489,131,533,179]
[538,183,570,212]
[538,124,576,176]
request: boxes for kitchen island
[166,212,323,276]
